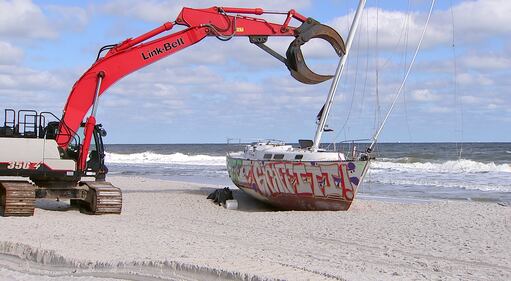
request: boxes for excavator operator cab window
[66,127,83,160]
[66,123,107,180]
[86,124,108,180]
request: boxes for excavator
[0,6,345,216]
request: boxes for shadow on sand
[124,185,281,212]
[35,199,74,211]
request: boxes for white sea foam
[368,159,511,192]
[105,152,226,166]
[365,176,511,192]
[371,159,511,174]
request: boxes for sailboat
[226,139,371,210]
[226,1,369,211]
[226,0,434,210]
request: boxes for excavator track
[0,181,36,217]
[82,181,122,215]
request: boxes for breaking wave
[104,152,511,193]
[368,159,511,192]
[105,152,226,166]
[372,159,511,174]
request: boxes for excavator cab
[85,124,108,181]
[67,122,108,180]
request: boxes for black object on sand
[207,187,233,206]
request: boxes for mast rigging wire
[326,14,363,151]
[330,3,415,149]
[450,0,464,159]
[374,1,381,133]
[368,0,436,152]
[359,8,370,116]
[402,0,413,143]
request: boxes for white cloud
[461,95,481,105]
[325,0,511,54]
[330,7,450,52]
[45,5,90,32]
[461,53,511,70]
[448,0,511,40]
[102,97,131,108]
[487,103,498,110]
[0,41,23,65]
[0,65,74,114]
[457,73,494,86]
[411,89,440,102]
[0,1,90,41]
[0,0,56,39]
[0,65,66,91]
[424,106,452,113]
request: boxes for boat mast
[312,0,367,152]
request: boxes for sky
[0,0,509,144]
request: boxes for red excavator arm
[55,6,345,171]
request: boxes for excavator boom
[55,6,345,171]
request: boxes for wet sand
[0,176,510,280]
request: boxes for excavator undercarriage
[71,182,122,215]
[0,180,122,217]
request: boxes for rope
[369,0,436,151]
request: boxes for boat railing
[226,138,259,156]
[330,138,372,160]
[226,137,289,157]
[226,138,286,146]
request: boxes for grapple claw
[286,18,345,84]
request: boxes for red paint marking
[339,163,354,200]
[299,172,314,195]
[286,169,299,194]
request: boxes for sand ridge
[0,176,510,280]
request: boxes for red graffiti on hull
[239,161,361,201]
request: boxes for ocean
[105,143,511,203]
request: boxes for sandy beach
[0,176,510,281]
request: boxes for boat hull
[226,156,370,211]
